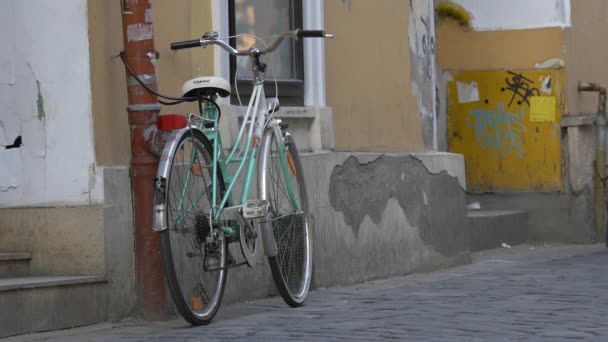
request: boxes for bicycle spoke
[161,131,226,325]
[264,132,311,306]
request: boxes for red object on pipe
[157,114,187,131]
[120,0,166,320]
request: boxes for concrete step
[0,275,107,338]
[0,252,31,277]
[468,210,528,252]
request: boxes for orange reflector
[191,296,205,311]
[157,114,187,131]
[191,164,204,177]
[287,153,297,176]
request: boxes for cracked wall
[0,0,95,207]
[329,155,468,256]
[304,153,469,288]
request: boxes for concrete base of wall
[468,192,596,243]
[0,278,107,337]
[0,152,471,331]
[0,166,136,330]
[222,151,471,303]
[468,210,528,251]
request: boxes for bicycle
[149,29,333,325]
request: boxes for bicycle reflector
[157,114,187,131]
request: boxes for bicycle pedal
[242,199,269,219]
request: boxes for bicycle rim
[264,133,312,306]
[160,130,227,325]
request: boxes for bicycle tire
[261,132,312,307]
[160,130,227,325]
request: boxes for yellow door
[448,70,563,192]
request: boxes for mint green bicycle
[151,29,332,325]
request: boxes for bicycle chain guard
[239,218,262,267]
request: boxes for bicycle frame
[152,29,329,324]
[204,82,299,221]
[153,82,298,239]
[153,30,330,238]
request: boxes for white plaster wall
[452,0,571,31]
[409,0,438,150]
[0,0,95,207]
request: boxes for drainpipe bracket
[128,103,162,112]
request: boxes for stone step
[468,210,528,252]
[0,252,31,277]
[0,275,107,338]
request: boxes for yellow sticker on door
[530,96,556,122]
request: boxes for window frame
[228,0,305,106]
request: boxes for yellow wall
[88,0,131,166]
[151,0,214,116]
[325,0,425,152]
[437,20,564,71]
[89,0,213,166]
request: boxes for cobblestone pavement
[8,244,608,341]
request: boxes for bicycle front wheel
[260,131,312,307]
[160,130,227,325]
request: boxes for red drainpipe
[120,0,166,320]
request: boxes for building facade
[2,0,605,336]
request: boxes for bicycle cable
[118,51,199,105]
[227,34,280,110]
[221,33,280,156]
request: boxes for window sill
[218,104,334,152]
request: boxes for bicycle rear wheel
[160,130,227,325]
[260,131,312,307]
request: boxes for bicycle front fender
[257,127,279,257]
[152,126,206,232]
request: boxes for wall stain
[36,80,45,121]
[329,155,468,256]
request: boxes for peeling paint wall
[409,0,438,150]
[0,0,95,207]
[329,155,468,256]
[306,152,470,288]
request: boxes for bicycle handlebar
[297,30,326,38]
[170,39,203,51]
[170,29,333,56]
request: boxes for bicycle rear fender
[152,126,205,232]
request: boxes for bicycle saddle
[181,76,231,98]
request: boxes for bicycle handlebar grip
[170,39,202,50]
[297,30,326,38]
